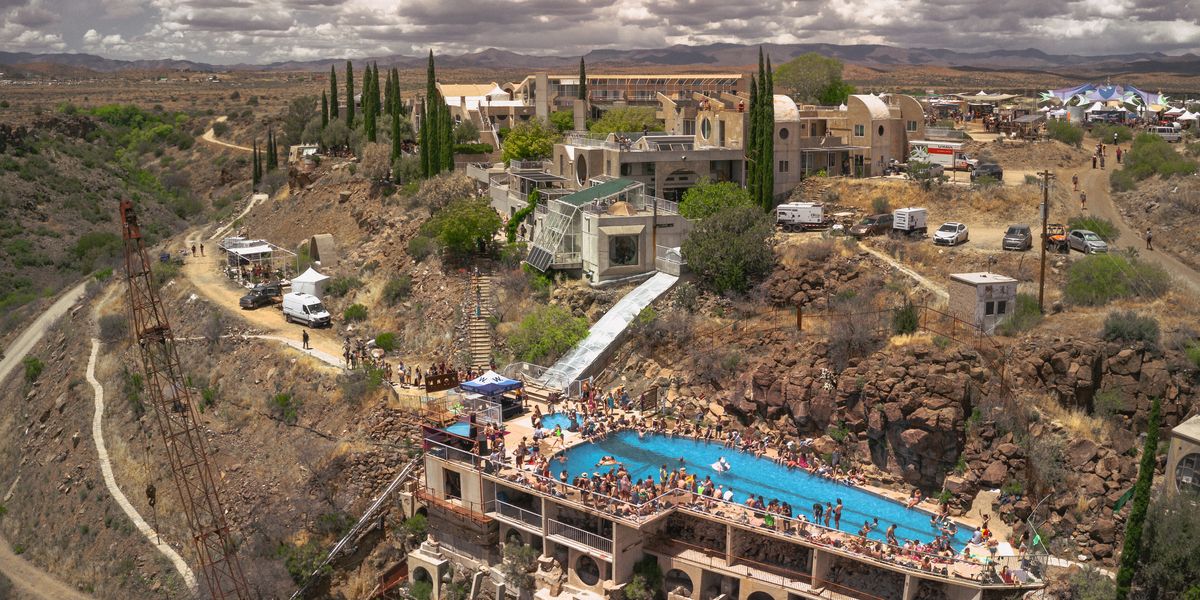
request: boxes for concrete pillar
[536,73,550,121]
[573,99,588,131]
[811,549,830,588]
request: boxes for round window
[576,155,588,186]
[779,127,789,140]
[575,555,600,586]
[700,117,712,140]
[878,125,885,136]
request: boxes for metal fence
[547,518,614,554]
[493,498,543,528]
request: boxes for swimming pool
[443,422,472,437]
[539,412,574,431]
[559,431,973,549]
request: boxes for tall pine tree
[364,66,377,142]
[578,57,587,100]
[1115,398,1162,600]
[252,140,261,188]
[440,100,453,172]
[384,67,394,117]
[391,68,403,116]
[419,100,429,177]
[372,62,382,118]
[266,128,278,171]
[329,65,339,120]
[761,54,775,211]
[391,100,402,161]
[345,60,355,126]
[747,73,759,203]
[321,91,329,128]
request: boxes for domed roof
[607,201,636,216]
[773,94,799,121]
[851,94,891,120]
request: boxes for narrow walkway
[200,116,252,153]
[541,272,678,390]
[466,273,494,370]
[859,243,950,303]
[205,192,267,243]
[86,339,199,594]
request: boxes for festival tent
[460,370,523,396]
[1178,111,1198,121]
[1165,107,1185,115]
[291,267,330,297]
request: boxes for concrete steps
[467,274,494,370]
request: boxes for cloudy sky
[1,0,1198,64]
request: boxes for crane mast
[120,199,250,599]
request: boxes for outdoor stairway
[467,273,494,370]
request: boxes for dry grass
[1033,394,1110,443]
[887,332,934,348]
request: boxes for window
[609,235,639,266]
[778,160,789,173]
[700,117,712,140]
[444,469,462,500]
[779,127,789,140]
[985,301,995,316]
[853,124,865,137]
[878,125,885,136]
[1177,452,1200,493]
[907,120,918,132]
[606,159,611,174]
[620,163,633,176]
[998,300,1008,315]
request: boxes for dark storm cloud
[0,0,1197,64]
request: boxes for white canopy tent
[1177,111,1198,121]
[291,267,330,297]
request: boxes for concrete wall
[581,211,690,283]
[1165,433,1200,495]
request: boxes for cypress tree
[268,129,278,171]
[391,68,403,116]
[372,62,382,118]
[329,65,339,120]
[252,140,261,188]
[364,69,377,142]
[419,100,429,177]
[321,91,329,128]
[391,103,402,161]
[384,68,394,117]
[441,100,454,172]
[578,57,587,100]
[1115,398,1162,600]
[761,54,775,211]
[345,60,355,126]
[747,73,759,202]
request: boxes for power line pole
[1038,170,1054,313]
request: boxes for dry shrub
[412,172,475,212]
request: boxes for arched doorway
[746,591,775,600]
[413,566,431,583]
[505,528,525,546]
[664,569,694,597]
[575,554,601,586]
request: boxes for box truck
[909,141,976,171]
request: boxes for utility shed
[948,272,1017,333]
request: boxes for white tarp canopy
[291,267,330,297]
[228,244,272,257]
[1165,106,1185,114]
[1179,111,1199,121]
[1085,102,1106,112]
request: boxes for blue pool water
[560,431,973,549]
[539,412,573,431]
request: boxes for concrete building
[523,178,690,283]
[510,73,748,118]
[435,82,537,148]
[413,423,1045,600]
[1166,415,1200,496]
[948,272,1018,333]
[824,94,927,177]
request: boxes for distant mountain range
[3,43,1198,76]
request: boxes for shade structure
[460,370,522,396]
[291,267,330,297]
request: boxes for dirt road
[201,116,252,153]
[0,280,93,600]
[1067,152,1200,296]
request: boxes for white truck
[892,207,928,237]
[776,202,829,232]
[282,292,332,327]
[909,141,976,171]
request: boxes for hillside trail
[0,281,93,600]
[86,288,199,594]
[201,116,252,152]
[1064,143,1200,296]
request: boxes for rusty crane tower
[120,199,250,599]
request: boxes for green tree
[1133,491,1200,599]
[427,197,502,256]
[251,139,261,188]
[774,52,848,104]
[679,179,754,219]
[589,106,663,135]
[364,64,377,142]
[508,305,589,365]
[391,112,403,161]
[266,128,278,171]
[578,57,587,100]
[748,48,775,211]
[454,120,479,144]
[345,60,355,126]
[329,65,339,121]
[320,91,329,128]
[500,543,538,596]
[371,62,382,118]
[816,80,856,106]
[501,119,558,164]
[1115,397,1161,600]
[681,204,775,294]
[384,67,395,117]
[549,109,575,133]
[1046,120,1084,147]
[281,95,317,147]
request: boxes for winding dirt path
[200,116,252,153]
[0,281,92,600]
[86,338,199,593]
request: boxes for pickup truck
[239,283,283,309]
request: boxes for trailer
[909,141,976,171]
[775,202,830,232]
[892,207,928,237]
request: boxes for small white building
[1166,415,1200,496]
[948,272,1017,333]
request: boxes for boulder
[979,461,1009,488]
[1067,438,1099,468]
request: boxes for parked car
[282,292,332,327]
[1002,224,1033,251]
[849,213,894,238]
[1068,229,1108,254]
[239,282,282,309]
[971,163,1004,183]
[1045,223,1069,253]
[932,222,969,246]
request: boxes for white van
[1151,126,1181,143]
[282,292,331,327]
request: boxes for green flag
[1031,532,1041,547]
[1113,487,1135,511]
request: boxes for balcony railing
[493,499,543,528]
[424,439,484,468]
[552,252,581,266]
[547,518,613,554]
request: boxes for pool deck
[481,401,1030,586]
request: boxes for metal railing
[500,362,549,384]
[552,252,582,266]
[547,518,614,554]
[493,498,544,528]
[425,439,485,468]
[511,159,550,171]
